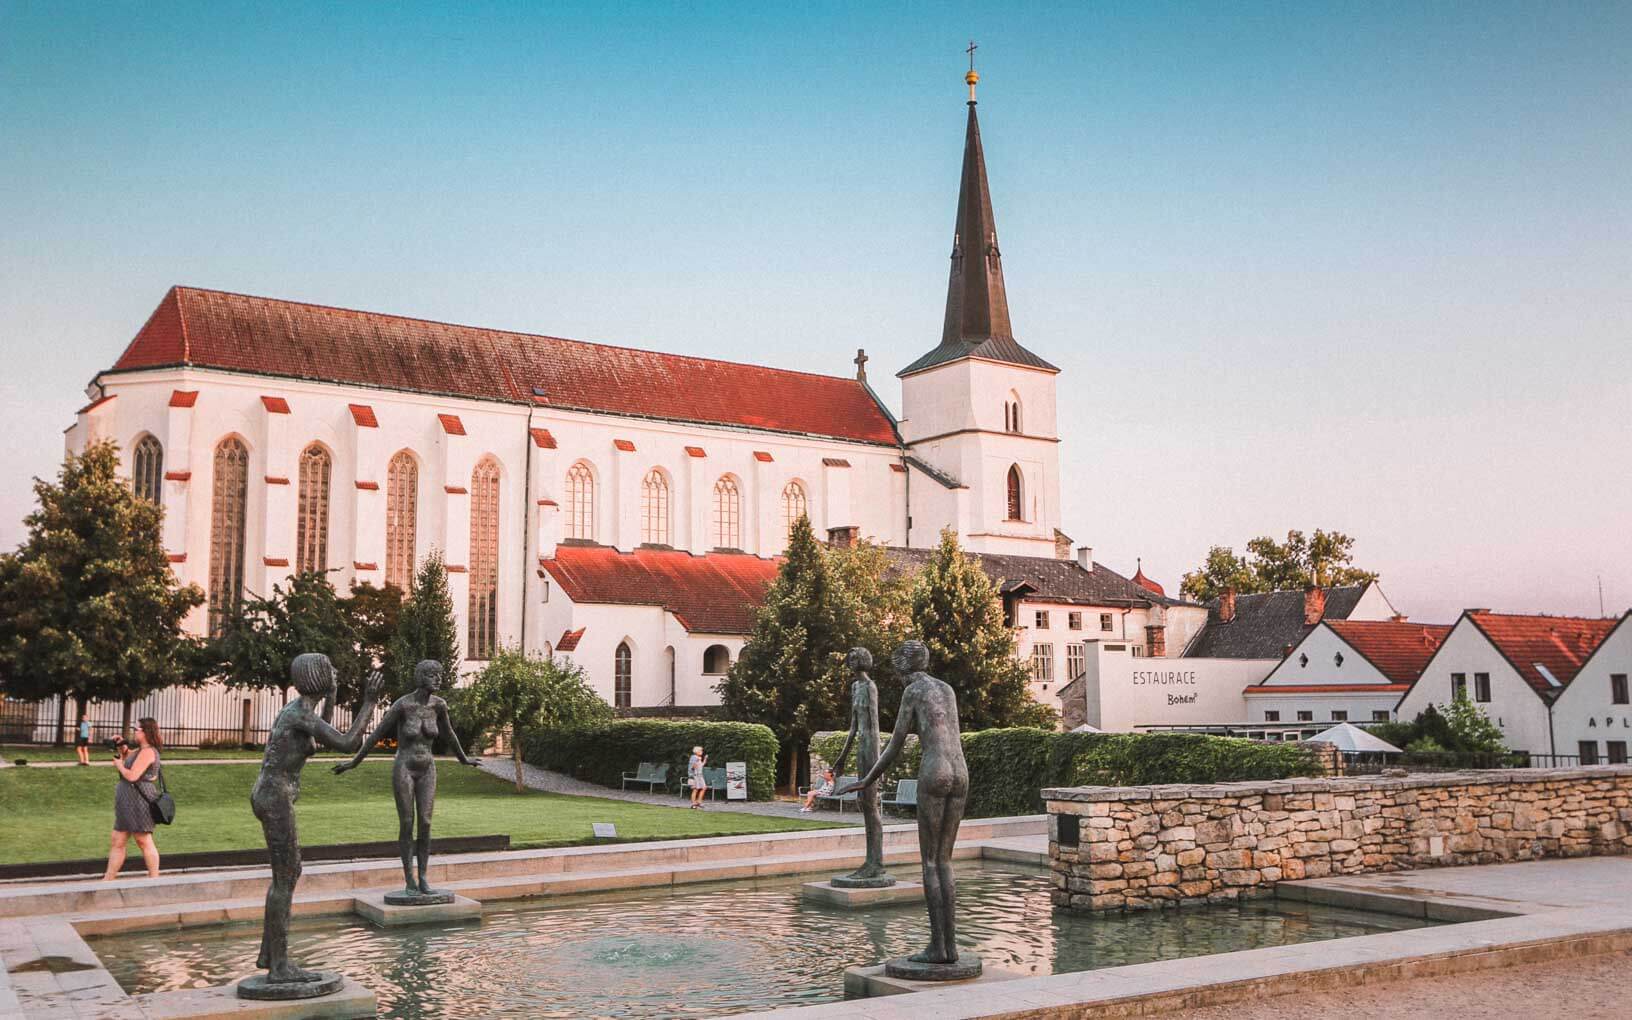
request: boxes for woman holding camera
[102,718,164,880]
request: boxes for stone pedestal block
[844,958,1020,998]
[144,977,376,1018]
[353,890,481,927]
[801,880,923,909]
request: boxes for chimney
[1219,587,1237,624]
[1304,585,1327,625]
[1076,546,1093,570]
[1391,613,1409,624]
[1145,624,1167,657]
[826,525,859,548]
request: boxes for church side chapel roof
[1463,611,1619,695]
[540,544,781,635]
[1324,620,1452,683]
[884,547,1191,609]
[1183,586,1372,660]
[109,286,900,446]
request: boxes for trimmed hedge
[812,727,1322,818]
[522,719,780,801]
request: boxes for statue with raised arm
[835,639,980,980]
[333,659,478,903]
[828,647,893,888]
[238,653,383,1001]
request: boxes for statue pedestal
[801,880,923,908]
[354,890,482,927]
[844,956,1016,998]
[236,970,348,1000]
[199,975,374,1015]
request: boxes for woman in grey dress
[102,717,163,880]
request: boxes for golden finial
[965,40,979,102]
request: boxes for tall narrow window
[565,462,595,541]
[614,641,632,709]
[131,434,163,504]
[385,451,418,589]
[467,457,501,660]
[1030,644,1054,682]
[781,481,807,545]
[712,476,741,549]
[208,437,249,637]
[640,469,670,546]
[295,444,331,574]
[1005,465,1023,521]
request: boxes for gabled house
[1550,612,1632,763]
[1245,619,1451,726]
[1182,582,1398,660]
[1394,611,1622,755]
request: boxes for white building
[57,77,1145,715]
[1245,619,1450,727]
[1394,611,1625,757]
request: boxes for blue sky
[1,2,1628,623]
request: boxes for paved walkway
[477,757,862,823]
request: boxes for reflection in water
[93,862,1433,1018]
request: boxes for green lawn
[0,760,835,866]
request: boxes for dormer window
[1334,652,1344,667]
[1299,653,1309,668]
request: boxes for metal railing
[1335,750,1597,775]
[0,685,383,749]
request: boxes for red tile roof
[78,394,117,414]
[1325,620,1452,683]
[541,544,781,635]
[348,403,378,428]
[1466,612,1618,694]
[556,627,586,652]
[110,287,899,445]
[1131,561,1166,597]
[437,413,465,436]
[261,395,291,414]
[169,389,198,408]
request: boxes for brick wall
[1046,765,1632,912]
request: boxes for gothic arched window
[208,437,249,636]
[295,444,331,575]
[1005,464,1023,521]
[565,462,595,541]
[468,457,501,660]
[1005,393,1023,434]
[614,641,632,709]
[641,469,671,546]
[712,475,741,549]
[385,450,418,589]
[781,481,807,546]
[131,434,163,504]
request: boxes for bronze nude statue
[837,639,981,980]
[828,647,894,889]
[240,653,382,1000]
[333,659,478,903]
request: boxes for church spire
[900,51,1056,379]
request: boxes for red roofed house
[56,79,1106,710]
[1395,611,1627,757]
[1246,619,1453,728]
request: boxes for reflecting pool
[94,861,1435,1018]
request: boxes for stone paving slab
[135,978,376,1019]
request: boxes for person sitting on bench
[800,768,836,812]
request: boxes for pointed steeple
[900,59,1057,379]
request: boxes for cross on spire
[964,40,980,103]
[853,348,869,381]
[966,39,978,72]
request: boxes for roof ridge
[168,285,873,387]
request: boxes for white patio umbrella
[1070,723,1101,734]
[1308,722,1401,754]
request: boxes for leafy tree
[462,648,611,792]
[387,553,460,700]
[0,441,207,733]
[210,571,372,707]
[345,581,402,689]
[717,516,854,791]
[910,529,1058,732]
[1442,690,1507,754]
[825,538,914,727]
[1181,528,1377,601]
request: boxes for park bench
[808,775,859,813]
[882,778,918,814]
[620,762,670,792]
[699,766,728,800]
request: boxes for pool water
[94,861,1435,1018]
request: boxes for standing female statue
[333,659,479,902]
[240,653,382,1000]
[837,639,980,980]
[827,647,893,888]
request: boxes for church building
[62,70,1189,716]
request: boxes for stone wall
[1045,765,1632,911]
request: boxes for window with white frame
[295,444,332,575]
[1030,643,1054,682]
[1099,613,1113,632]
[1065,642,1085,680]
[208,437,249,637]
[781,481,807,546]
[1034,610,1049,629]
[565,462,595,541]
[385,451,418,590]
[712,476,741,549]
[640,469,671,546]
[1067,612,1082,631]
[467,457,501,660]
[132,434,163,504]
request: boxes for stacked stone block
[1046,766,1632,912]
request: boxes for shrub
[962,727,1054,817]
[810,730,920,788]
[524,719,780,801]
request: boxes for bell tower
[898,53,1062,556]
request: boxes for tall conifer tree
[387,552,460,697]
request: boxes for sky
[1,1,1628,625]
